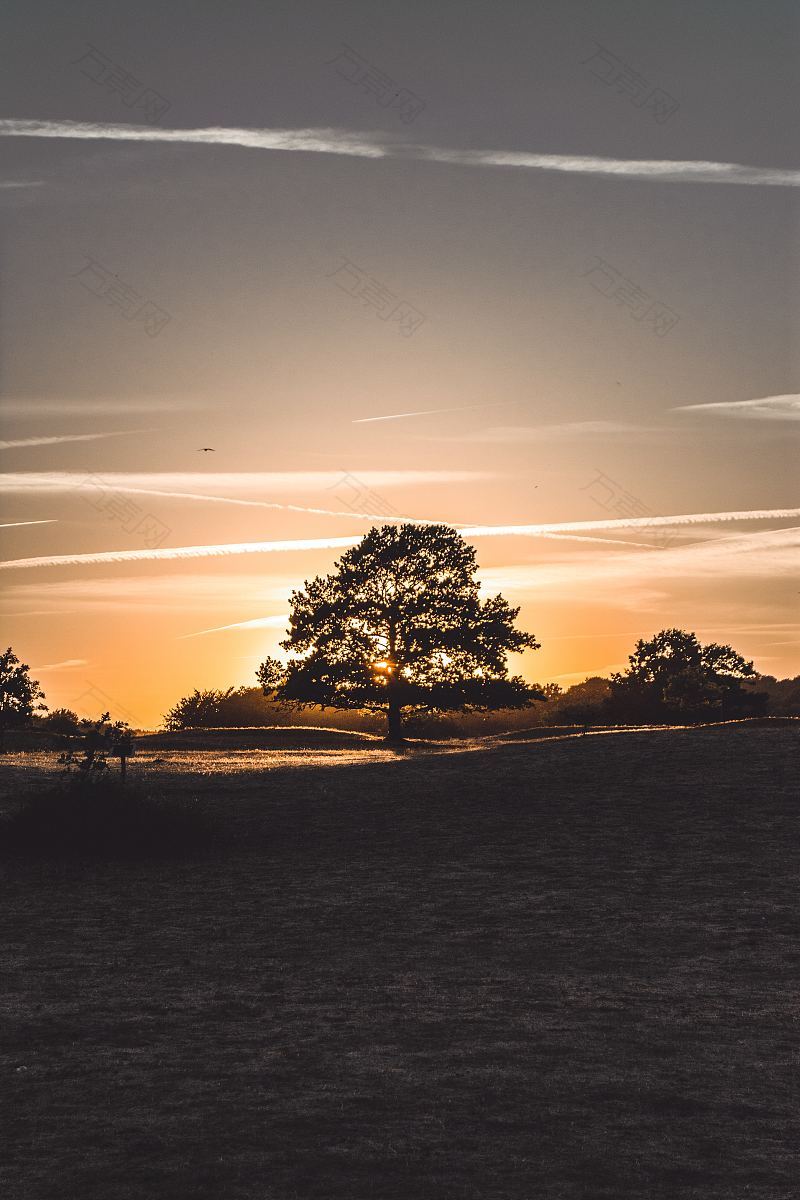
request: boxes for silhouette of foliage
[37,708,81,736]
[551,677,612,725]
[0,647,46,745]
[258,524,542,740]
[4,714,211,857]
[608,629,766,723]
[58,711,133,777]
[163,688,237,730]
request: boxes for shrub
[37,708,82,736]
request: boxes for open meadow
[1,723,798,1200]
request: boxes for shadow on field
[1,725,798,1200]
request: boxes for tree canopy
[608,628,764,723]
[0,647,46,740]
[258,524,541,740]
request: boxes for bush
[36,708,82,736]
[1,773,216,859]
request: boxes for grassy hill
[1,723,797,1199]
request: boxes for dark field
[1,724,798,1199]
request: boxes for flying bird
[197,447,216,452]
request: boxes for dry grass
[1,724,798,1199]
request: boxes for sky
[1,0,798,728]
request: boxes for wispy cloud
[2,119,799,187]
[179,614,289,639]
[0,430,149,450]
[2,508,798,572]
[672,394,800,421]
[1,572,295,610]
[0,179,43,189]
[479,527,800,597]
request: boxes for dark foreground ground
[1,724,798,1200]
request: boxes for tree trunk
[386,697,404,743]
[385,612,404,743]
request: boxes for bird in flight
[196,447,216,452]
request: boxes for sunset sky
[1,0,798,728]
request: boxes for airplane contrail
[1,398,205,416]
[672,394,800,420]
[1,508,798,571]
[353,403,515,424]
[457,507,800,537]
[0,519,57,528]
[29,658,87,672]
[2,119,800,187]
[0,469,483,492]
[0,535,363,571]
[179,614,289,639]
[0,476,664,545]
[0,468,481,526]
[0,477,446,525]
[0,430,150,450]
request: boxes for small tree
[0,647,46,748]
[258,524,541,741]
[162,687,235,730]
[553,677,612,725]
[608,629,764,723]
[38,708,81,736]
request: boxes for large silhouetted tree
[0,647,46,749]
[608,628,764,723]
[257,524,541,741]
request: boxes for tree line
[3,525,798,743]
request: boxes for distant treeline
[151,672,800,736]
[7,630,800,740]
[19,672,800,739]
[26,675,800,742]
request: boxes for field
[1,723,798,1199]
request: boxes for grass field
[1,724,798,1199]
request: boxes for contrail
[179,614,289,639]
[0,478,445,525]
[1,508,798,571]
[0,519,56,529]
[2,119,800,187]
[0,535,363,571]
[1,398,205,416]
[0,476,660,544]
[29,658,87,671]
[458,507,800,538]
[0,469,488,525]
[0,469,483,492]
[0,430,150,450]
[353,403,515,424]
[672,394,800,420]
